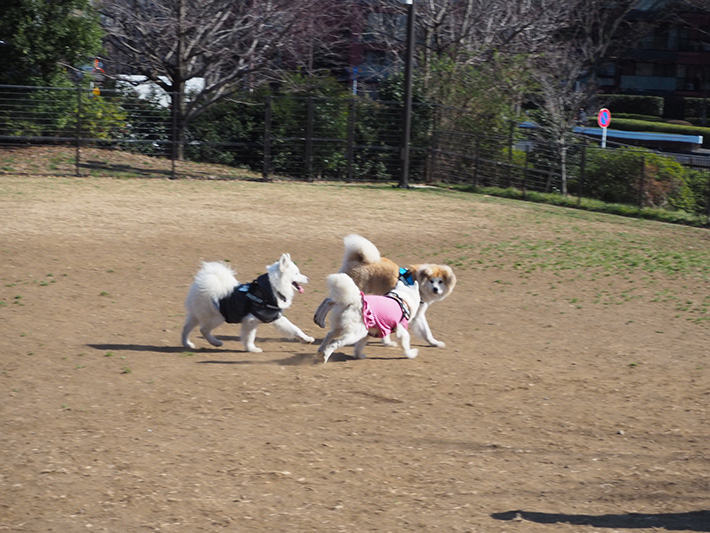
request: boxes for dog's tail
[194,261,238,299]
[326,273,362,306]
[341,234,380,270]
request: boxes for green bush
[685,169,710,214]
[613,113,665,122]
[609,118,710,137]
[186,95,265,168]
[600,95,664,117]
[684,97,710,119]
[583,148,703,213]
[603,118,710,148]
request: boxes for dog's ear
[279,253,292,271]
[416,264,434,279]
[442,265,457,288]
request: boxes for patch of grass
[447,185,709,228]
[451,236,710,281]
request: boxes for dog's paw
[313,315,326,328]
[183,340,196,350]
[301,335,315,344]
[429,340,446,348]
[245,345,263,353]
[405,349,419,359]
[382,338,398,348]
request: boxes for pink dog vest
[362,292,409,337]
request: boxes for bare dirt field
[1,159,709,532]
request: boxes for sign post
[597,108,611,148]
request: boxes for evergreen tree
[0,0,102,86]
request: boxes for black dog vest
[217,273,282,324]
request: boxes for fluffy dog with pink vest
[314,234,456,348]
[317,273,421,363]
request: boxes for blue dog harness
[398,267,415,286]
[217,273,282,324]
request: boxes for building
[598,1,710,118]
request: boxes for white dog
[317,273,421,363]
[314,234,456,348]
[181,254,314,352]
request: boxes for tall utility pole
[399,0,415,189]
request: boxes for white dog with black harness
[182,254,314,353]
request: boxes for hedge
[599,95,664,117]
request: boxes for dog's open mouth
[292,281,304,293]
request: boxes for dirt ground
[0,168,708,532]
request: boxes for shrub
[684,97,710,119]
[600,95,664,117]
[583,147,703,213]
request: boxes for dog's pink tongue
[294,282,304,293]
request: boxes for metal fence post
[346,98,356,182]
[428,130,439,184]
[523,144,530,200]
[399,0,415,189]
[263,95,272,180]
[507,119,514,187]
[638,154,646,208]
[170,91,178,179]
[305,97,314,181]
[473,137,480,187]
[75,84,82,177]
[578,139,587,206]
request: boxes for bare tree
[528,0,657,194]
[100,0,351,158]
[361,1,569,105]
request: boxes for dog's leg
[181,313,199,349]
[317,330,337,363]
[380,333,398,347]
[410,303,445,348]
[241,315,262,353]
[200,326,223,347]
[313,298,334,328]
[198,313,225,347]
[395,326,419,359]
[353,336,369,359]
[272,316,315,344]
[317,330,366,363]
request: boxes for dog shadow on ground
[491,510,710,531]
[89,343,205,354]
[88,337,411,366]
[88,340,318,366]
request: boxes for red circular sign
[598,108,611,128]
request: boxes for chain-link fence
[1,84,709,217]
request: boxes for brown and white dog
[313,234,456,348]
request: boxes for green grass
[413,187,710,325]
[448,185,709,228]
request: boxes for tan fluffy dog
[314,234,456,348]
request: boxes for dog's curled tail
[194,261,238,299]
[341,234,381,270]
[326,273,362,306]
